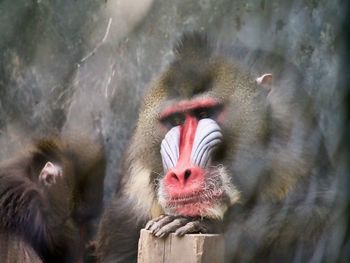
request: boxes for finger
[154,217,190,237]
[145,215,166,230]
[149,215,175,233]
[145,220,155,230]
[175,221,208,236]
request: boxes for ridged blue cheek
[160,126,180,172]
[191,118,223,168]
[160,119,222,171]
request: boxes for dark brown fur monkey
[96,33,335,262]
[0,136,106,263]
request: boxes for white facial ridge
[191,118,223,167]
[160,126,180,171]
[160,118,222,172]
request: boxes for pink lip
[175,203,210,216]
[169,194,203,205]
[167,190,224,216]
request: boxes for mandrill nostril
[184,169,191,181]
[171,172,179,181]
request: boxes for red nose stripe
[177,115,198,168]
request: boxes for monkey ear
[256,73,273,87]
[39,162,62,186]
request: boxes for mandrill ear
[256,73,273,89]
[39,162,62,186]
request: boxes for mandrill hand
[145,215,221,238]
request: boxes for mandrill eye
[197,110,210,119]
[171,116,184,126]
[193,105,223,120]
[160,113,185,128]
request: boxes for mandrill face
[138,33,269,223]
[157,98,240,219]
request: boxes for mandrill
[97,32,335,262]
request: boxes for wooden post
[137,229,225,263]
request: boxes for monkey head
[127,33,277,222]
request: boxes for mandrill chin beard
[157,165,240,220]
